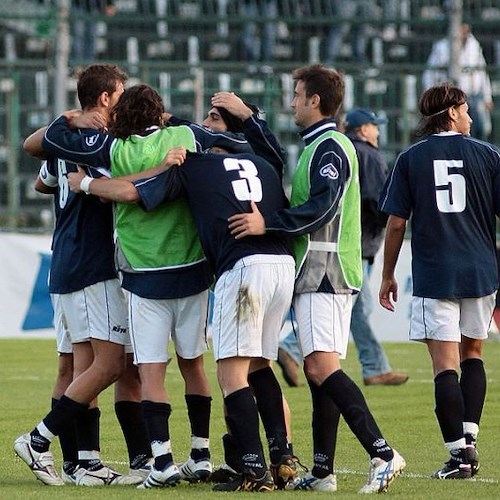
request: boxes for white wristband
[80,175,93,194]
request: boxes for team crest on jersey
[85,135,100,147]
[319,163,339,180]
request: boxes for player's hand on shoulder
[69,111,107,131]
[62,109,81,121]
[228,201,266,239]
[162,112,173,124]
[162,147,187,169]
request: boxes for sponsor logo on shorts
[112,325,127,334]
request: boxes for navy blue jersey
[168,114,287,176]
[40,157,116,294]
[41,116,255,299]
[379,133,500,298]
[135,152,293,278]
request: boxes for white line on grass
[335,467,498,484]
[100,461,498,485]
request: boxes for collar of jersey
[433,131,461,136]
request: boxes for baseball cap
[344,108,387,131]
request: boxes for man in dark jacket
[344,108,408,386]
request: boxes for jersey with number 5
[379,132,500,299]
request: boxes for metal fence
[1,0,500,227]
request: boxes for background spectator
[324,0,380,65]
[71,0,116,65]
[240,0,277,74]
[422,23,493,140]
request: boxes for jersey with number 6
[135,152,293,279]
[379,132,500,299]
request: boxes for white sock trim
[37,421,55,441]
[151,440,172,458]
[463,422,479,440]
[191,436,209,450]
[78,450,100,461]
[445,438,466,452]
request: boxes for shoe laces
[291,455,309,473]
[365,457,386,484]
[130,454,150,469]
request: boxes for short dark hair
[215,101,260,133]
[109,84,165,139]
[418,83,467,136]
[292,64,344,117]
[76,64,128,110]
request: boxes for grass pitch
[1,338,499,499]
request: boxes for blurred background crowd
[0,0,498,229]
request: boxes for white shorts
[410,294,495,342]
[293,292,353,359]
[51,294,72,355]
[57,279,129,346]
[129,290,209,364]
[211,255,295,361]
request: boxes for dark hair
[76,64,128,110]
[292,64,344,117]
[418,83,467,136]
[215,101,260,133]
[109,84,165,139]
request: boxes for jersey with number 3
[379,132,500,299]
[135,152,292,279]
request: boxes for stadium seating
[0,0,499,226]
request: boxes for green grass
[1,338,499,498]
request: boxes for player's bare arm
[24,127,48,159]
[68,166,138,202]
[228,200,266,239]
[69,148,186,200]
[34,176,55,194]
[379,215,407,312]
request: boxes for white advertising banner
[0,233,413,341]
[0,232,53,337]
[368,240,413,341]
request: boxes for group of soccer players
[13,60,499,493]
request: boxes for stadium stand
[0,0,499,226]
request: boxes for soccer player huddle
[14,61,498,493]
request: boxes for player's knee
[302,357,330,386]
[100,354,126,382]
[57,354,74,384]
[178,355,204,375]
